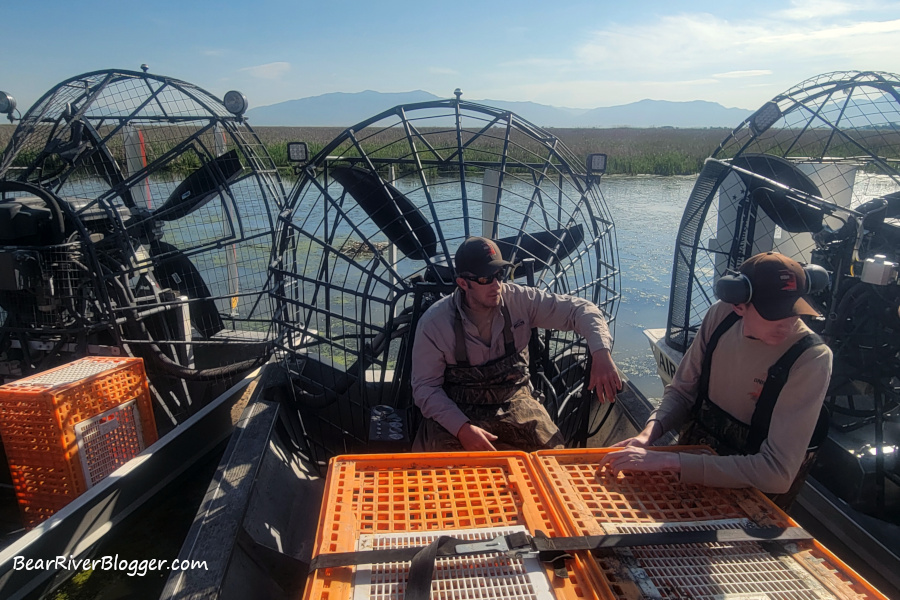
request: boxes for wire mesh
[352,527,554,600]
[272,98,619,466]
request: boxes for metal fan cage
[667,70,900,351]
[0,69,284,420]
[271,98,619,465]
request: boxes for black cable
[586,401,616,439]
[105,265,270,381]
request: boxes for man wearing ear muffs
[602,251,832,508]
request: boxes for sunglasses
[463,269,508,285]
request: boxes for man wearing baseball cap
[602,252,833,508]
[411,236,621,452]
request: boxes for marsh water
[603,175,697,400]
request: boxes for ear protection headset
[714,263,830,304]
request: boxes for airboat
[162,82,893,600]
[0,68,283,598]
[161,94,637,599]
[642,70,900,595]
[1,68,895,599]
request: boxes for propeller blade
[496,225,585,276]
[154,150,242,222]
[733,154,824,233]
[330,167,437,260]
[150,241,224,339]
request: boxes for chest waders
[416,303,564,452]
[680,311,829,508]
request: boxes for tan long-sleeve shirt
[649,301,833,494]
[412,283,613,437]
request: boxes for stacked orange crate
[305,452,605,600]
[0,356,157,527]
[532,447,888,600]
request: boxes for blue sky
[3,0,899,113]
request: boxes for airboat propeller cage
[273,96,620,464]
[328,166,438,260]
[0,68,284,422]
[666,70,900,352]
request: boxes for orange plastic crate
[532,447,888,600]
[305,452,604,600]
[0,356,157,527]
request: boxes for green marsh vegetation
[4,123,899,178]
[254,126,731,177]
[0,123,725,177]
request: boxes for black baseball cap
[740,252,819,321]
[454,237,513,278]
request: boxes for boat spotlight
[0,91,16,122]
[224,90,248,116]
[749,101,782,136]
[587,153,607,181]
[288,141,309,163]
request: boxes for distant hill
[578,99,753,128]
[246,91,753,128]
[247,90,441,127]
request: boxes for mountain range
[245,90,754,128]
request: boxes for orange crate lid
[304,451,607,600]
[531,447,888,600]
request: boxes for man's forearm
[415,387,470,435]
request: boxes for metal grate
[352,527,553,600]
[598,520,845,600]
[74,399,145,488]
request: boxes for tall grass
[254,126,730,177]
[8,123,896,178]
[0,124,14,157]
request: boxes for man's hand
[589,348,621,403]
[456,422,498,451]
[610,420,662,448]
[598,446,681,475]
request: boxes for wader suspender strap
[747,332,826,453]
[452,303,516,367]
[308,527,813,599]
[694,311,741,414]
[694,311,826,453]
